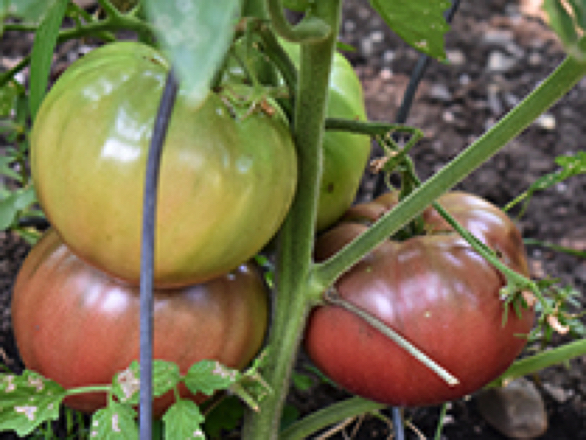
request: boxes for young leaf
[184,360,240,396]
[29,0,69,121]
[143,0,241,108]
[504,151,586,213]
[162,400,206,439]
[0,371,66,437]
[90,402,138,438]
[112,360,181,405]
[369,0,451,60]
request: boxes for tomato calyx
[323,287,460,387]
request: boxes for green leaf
[2,0,59,22]
[162,400,206,439]
[143,0,241,108]
[184,360,240,396]
[0,82,18,117]
[203,396,244,439]
[0,156,22,181]
[0,371,66,437]
[0,185,38,230]
[369,0,451,60]
[112,360,181,405]
[90,402,138,439]
[29,0,69,121]
[291,371,314,392]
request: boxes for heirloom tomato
[280,42,371,230]
[305,191,535,407]
[11,230,269,416]
[31,41,297,287]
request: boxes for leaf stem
[280,397,385,440]
[311,36,586,293]
[325,289,459,386]
[487,337,586,387]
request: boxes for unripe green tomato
[31,42,297,287]
[280,42,371,231]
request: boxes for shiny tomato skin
[280,42,371,230]
[11,230,269,416]
[305,192,534,407]
[31,42,297,287]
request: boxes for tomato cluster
[12,42,304,414]
[305,191,535,406]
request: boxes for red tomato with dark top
[304,191,534,407]
[11,230,269,416]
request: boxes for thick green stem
[312,42,586,293]
[280,397,385,440]
[240,2,341,439]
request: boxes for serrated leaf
[90,402,138,439]
[203,396,244,439]
[369,0,450,60]
[112,360,181,405]
[0,371,66,437]
[144,0,241,108]
[184,360,240,396]
[29,0,68,121]
[163,400,206,439]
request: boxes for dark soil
[2,0,586,438]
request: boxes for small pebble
[476,378,548,439]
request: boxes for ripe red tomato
[11,230,269,416]
[31,41,297,287]
[304,191,535,407]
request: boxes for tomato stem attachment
[323,288,460,387]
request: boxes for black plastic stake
[139,69,178,439]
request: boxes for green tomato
[31,42,297,287]
[280,42,371,231]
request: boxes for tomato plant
[30,41,297,287]
[304,191,535,406]
[3,0,586,438]
[11,229,269,416]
